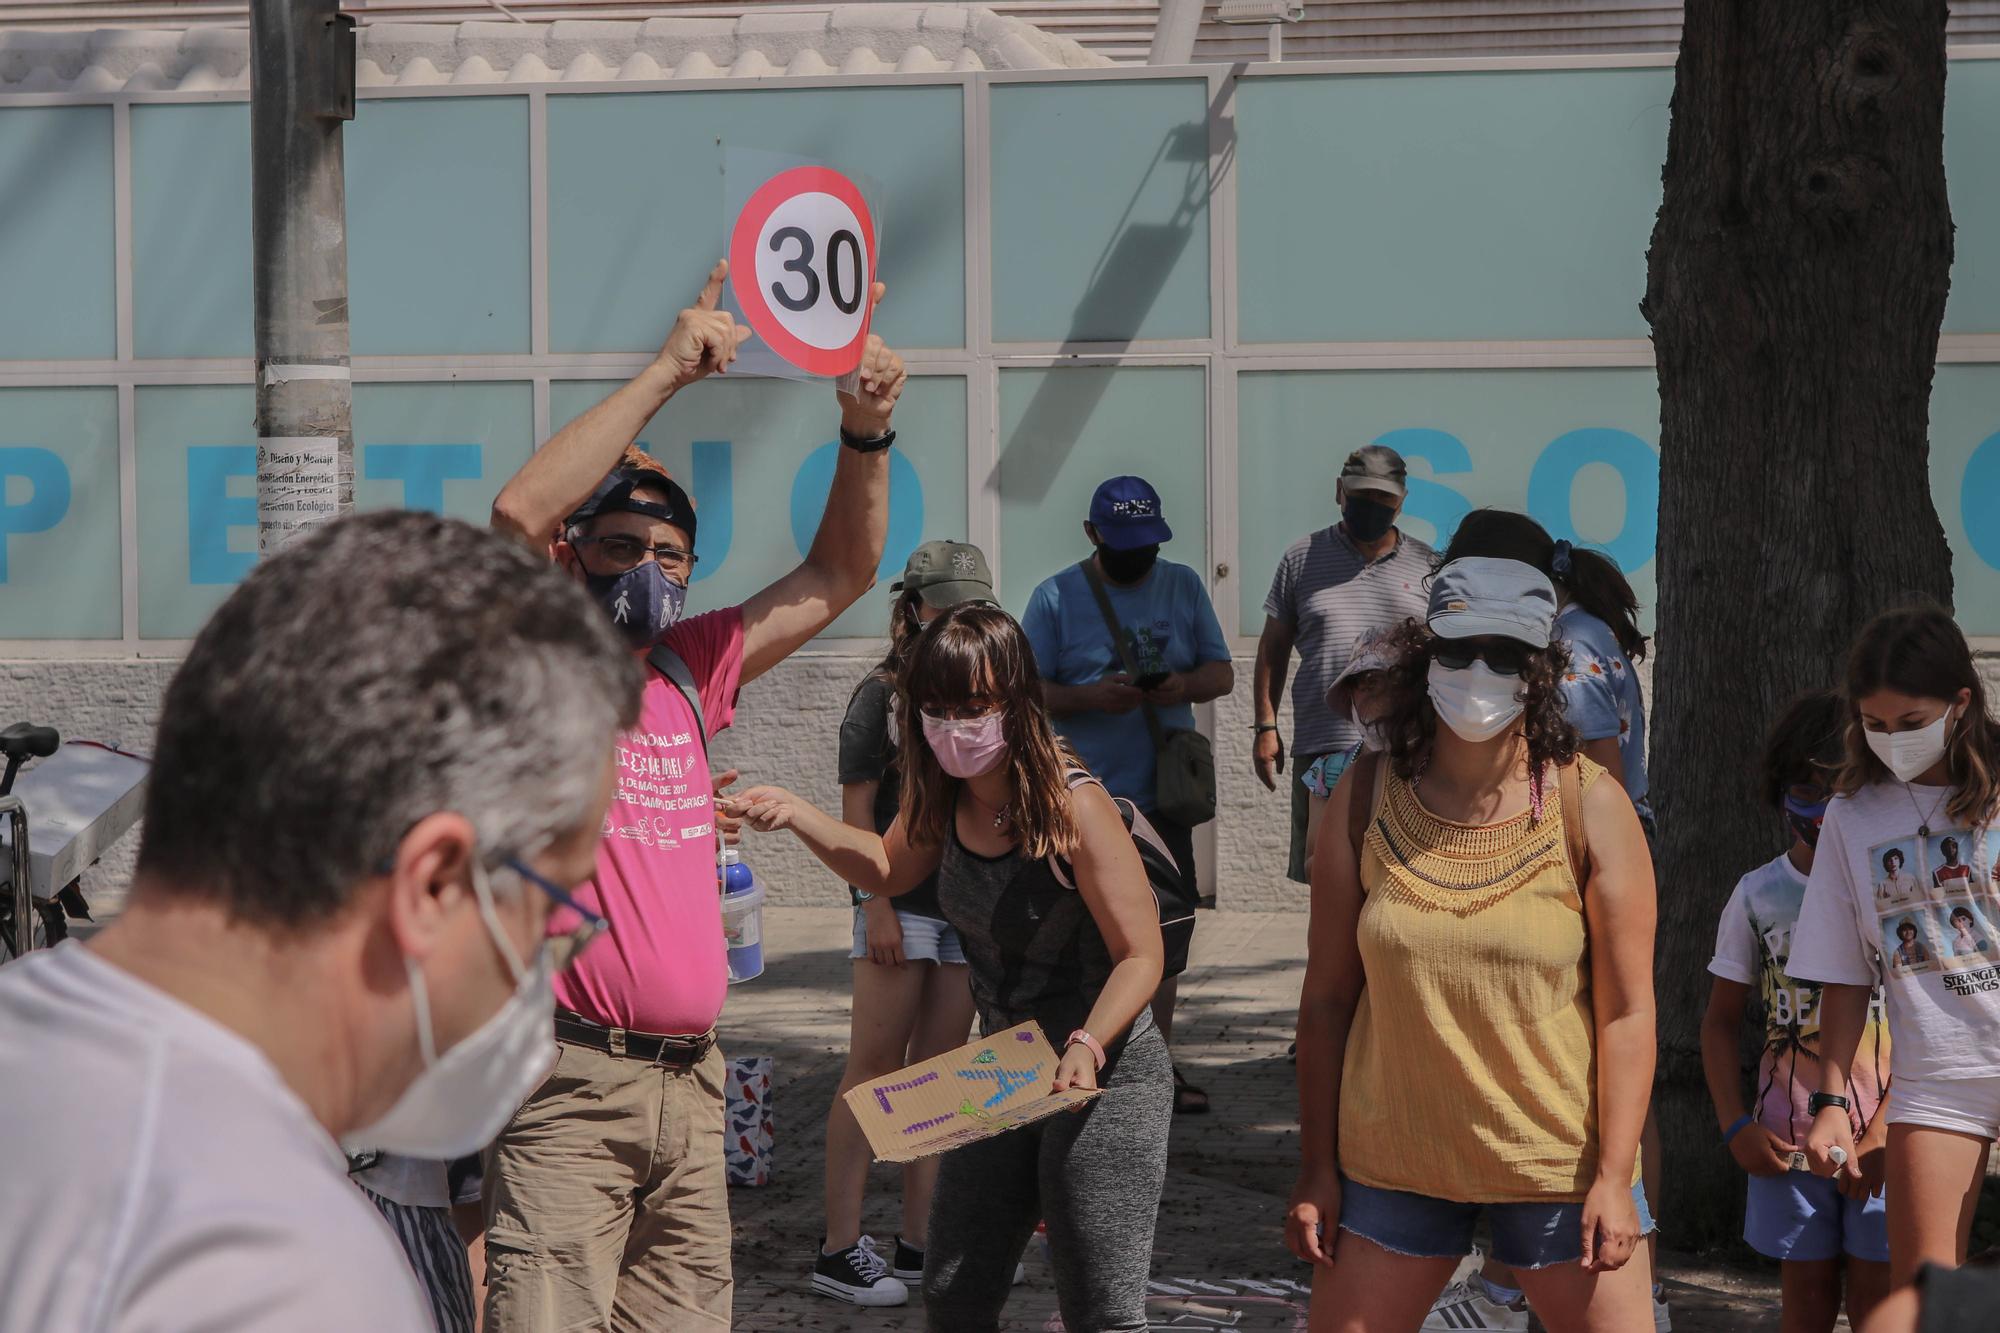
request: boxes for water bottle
[718,846,765,983]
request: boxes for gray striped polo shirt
[1263,525,1434,758]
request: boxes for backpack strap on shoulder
[1558,760,1591,889]
[646,643,707,750]
[1345,750,1387,874]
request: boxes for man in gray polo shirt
[1253,445,1433,883]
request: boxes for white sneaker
[1422,1278,1530,1332]
[1653,1287,1672,1332]
[812,1237,909,1307]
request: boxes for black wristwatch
[1807,1092,1851,1115]
[839,425,896,453]
[1252,722,1280,734]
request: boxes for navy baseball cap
[1426,557,1556,648]
[566,463,698,547]
[1088,476,1173,551]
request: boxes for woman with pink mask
[729,603,1169,1333]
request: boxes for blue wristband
[1723,1114,1755,1145]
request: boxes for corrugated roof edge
[0,5,1113,91]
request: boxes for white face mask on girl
[341,859,558,1160]
[1427,659,1526,744]
[1352,704,1388,754]
[921,710,1009,779]
[1866,706,1960,784]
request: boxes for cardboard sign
[720,148,881,386]
[845,1022,1098,1163]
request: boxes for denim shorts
[849,906,967,966]
[1339,1177,1655,1270]
[1745,1170,1889,1264]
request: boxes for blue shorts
[849,907,967,966]
[1744,1171,1889,1264]
[1339,1177,1655,1271]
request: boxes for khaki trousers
[482,1040,732,1332]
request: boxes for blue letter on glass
[364,444,482,514]
[0,446,71,582]
[790,443,923,581]
[1525,428,1660,573]
[187,445,258,585]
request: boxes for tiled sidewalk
[720,908,1799,1331]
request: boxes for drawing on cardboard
[846,1021,1099,1163]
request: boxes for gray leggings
[921,1017,1172,1333]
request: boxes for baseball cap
[1426,557,1556,648]
[566,463,698,546]
[1339,445,1408,500]
[1088,476,1173,551]
[892,540,995,609]
[1325,627,1405,715]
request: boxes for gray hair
[137,509,643,927]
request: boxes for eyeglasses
[572,534,698,580]
[1432,639,1536,678]
[504,856,608,974]
[922,698,1003,722]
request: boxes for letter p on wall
[0,447,70,581]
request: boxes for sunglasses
[1432,639,1536,678]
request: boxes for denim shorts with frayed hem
[1338,1177,1654,1270]
[1744,1171,1889,1264]
[849,907,967,966]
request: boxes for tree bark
[1642,1,1954,1250]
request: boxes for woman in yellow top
[1286,556,1659,1333]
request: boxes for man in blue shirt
[1022,475,1233,1114]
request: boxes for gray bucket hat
[1325,626,1405,715]
[1426,557,1556,648]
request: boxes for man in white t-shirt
[0,511,642,1332]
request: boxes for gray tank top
[936,821,1123,1045]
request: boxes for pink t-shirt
[552,607,744,1035]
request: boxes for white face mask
[342,860,558,1160]
[1352,704,1388,754]
[1865,706,1959,785]
[1427,659,1525,744]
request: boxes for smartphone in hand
[1133,671,1170,691]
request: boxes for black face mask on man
[1342,493,1397,543]
[1096,543,1160,584]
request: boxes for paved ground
[720,908,1806,1332]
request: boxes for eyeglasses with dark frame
[570,533,699,580]
[371,851,608,974]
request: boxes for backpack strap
[1557,759,1591,889]
[1345,750,1387,874]
[646,643,708,752]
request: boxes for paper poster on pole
[720,147,882,391]
[844,1021,1098,1164]
[256,436,344,556]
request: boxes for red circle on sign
[728,166,878,378]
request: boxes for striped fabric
[358,1187,477,1333]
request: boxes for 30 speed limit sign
[727,165,878,378]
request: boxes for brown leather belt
[554,1011,716,1068]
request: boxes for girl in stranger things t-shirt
[1790,606,2000,1286]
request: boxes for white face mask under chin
[1865,707,1959,785]
[341,861,559,1160]
[1427,658,1527,744]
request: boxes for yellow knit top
[1338,757,1641,1203]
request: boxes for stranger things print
[1872,828,2000,987]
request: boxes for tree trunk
[1642,1,1954,1250]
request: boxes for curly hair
[1370,617,1580,778]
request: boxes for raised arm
[1577,775,1657,1272]
[491,260,750,550]
[738,301,906,683]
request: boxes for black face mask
[1097,543,1160,584]
[1342,495,1397,543]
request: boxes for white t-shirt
[0,943,430,1331]
[1790,781,2000,1082]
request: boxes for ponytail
[1553,541,1649,664]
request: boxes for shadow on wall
[992,86,1233,508]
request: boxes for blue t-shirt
[1022,558,1230,812]
[1557,605,1650,821]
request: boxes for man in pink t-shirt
[482,260,906,1330]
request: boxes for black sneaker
[812,1237,908,1307]
[891,1236,925,1283]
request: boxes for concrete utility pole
[249,0,357,557]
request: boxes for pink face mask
[921,710,1009,779]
